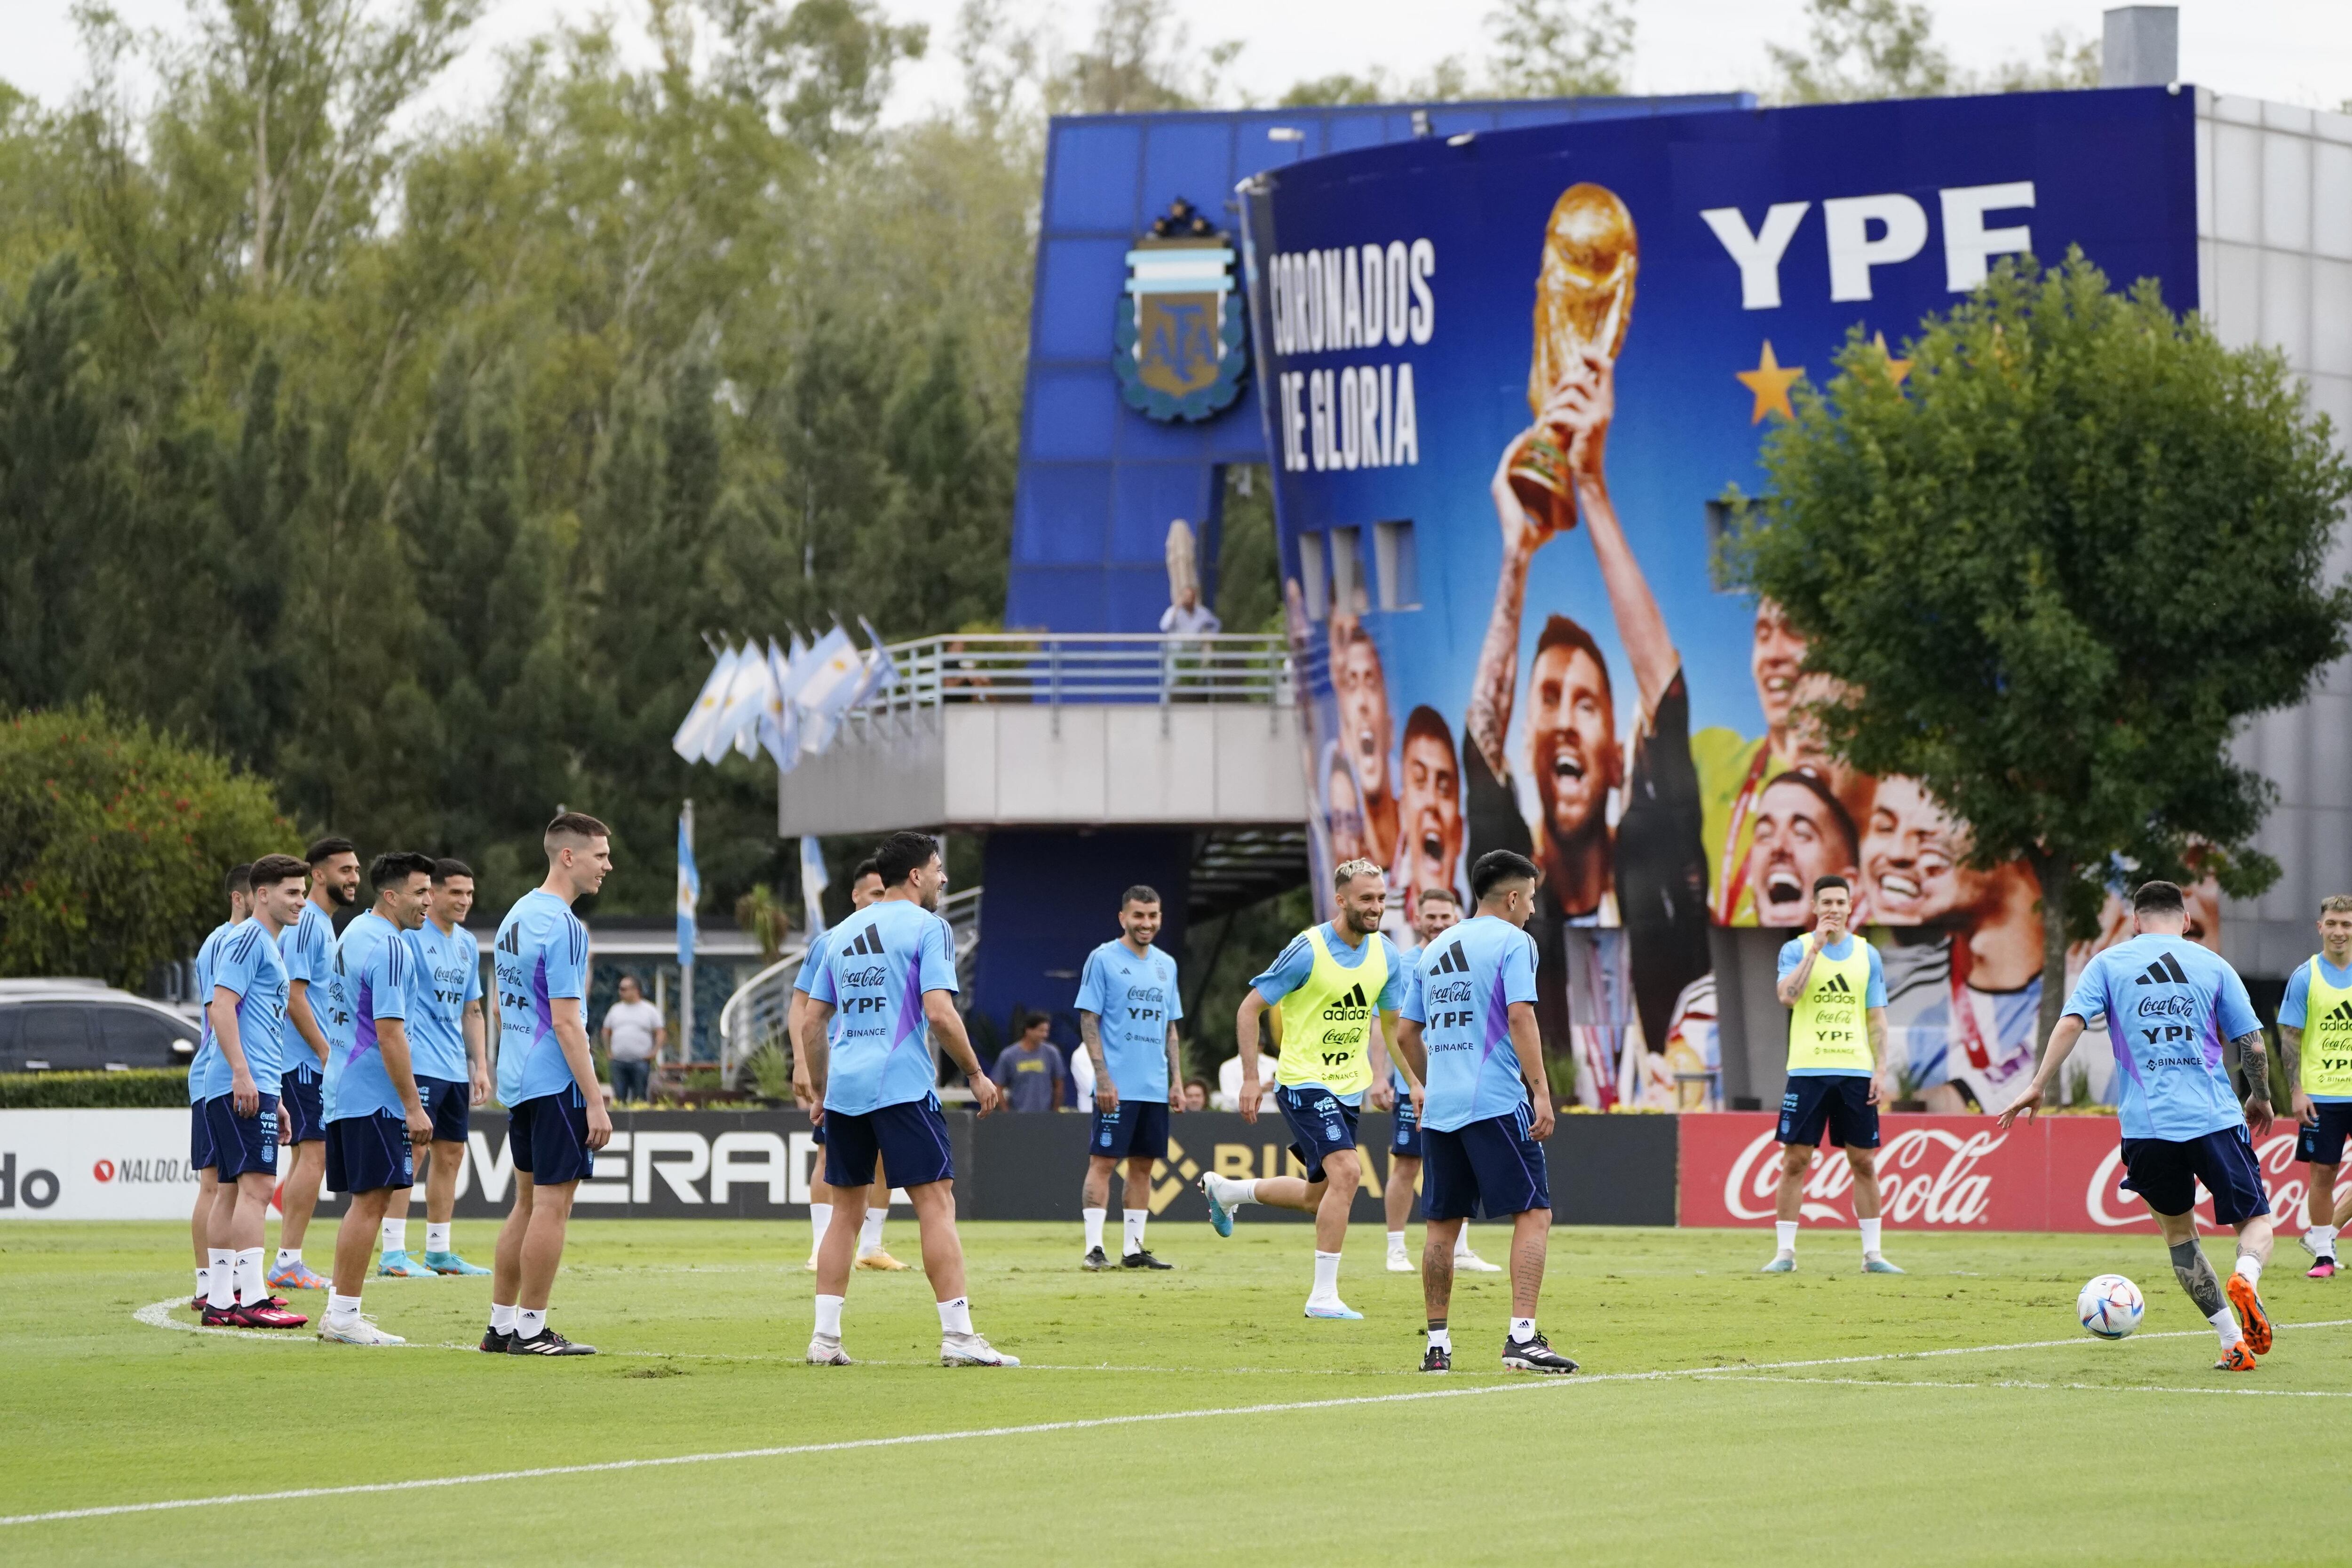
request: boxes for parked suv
[0,980,200,1072]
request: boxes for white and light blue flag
[671,643,737,761]
[799,836,830,947]
[676,813,700,967]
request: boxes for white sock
[326,1291,362,1325]
[234,1247,264,1303]
[1859,1218,1883,1257]
[859,1207,885,1256]
[381,1217,408,1255]
[1775,1221,1798,1255]
[425,1223,451,1254]
[2313,1224,2340,1258]
[814,1294,845,1337]
[1311,1250,1342,1299]
[2235,1253,2263,1286]
[491,1303,517,1332]
[195,1265,209,1297]
[1387,1229,1407,1254]
[207,1249,235,1308]
[1453,1231,1476,1258]
[517,1307,546,1339]
[938,1296,974,1335]
[1083,1207,1107,1253]
[1510,1316,1536,1342]
[1426,1326,1451,1351]
[274,1247,301,1270]
[809,1202,833,1253]
[2210,1304,2242,1348]
[1212,1173,1256,1206]
[1122,1209,1148,1257]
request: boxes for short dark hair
[851,858,882,884]
[1400,704,1454,762]
[304,836,356,867]
[1532,615,1612,702]
[545,812,610,852]
[875,830,939,887]
[370,850,436,890]
[1812,874,1851,899]
[1017,1009,1050,1034]
[1418,885,1461,907]
[1471,849,1541,901]
[432,858,473,884]
[1121,884,1161,909]
[249,853,309,890]
[224,863,254,897]
[2133,879,2186,915]
[1763,769,1859,864]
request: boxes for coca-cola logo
[2133,995,2199,1019]
[1721,1128,2007,1226]
[2082,1130,2329,1230]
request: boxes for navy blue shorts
[824,1096,953,1190]
[811,1119,826,1148]
[2121,1127,2272,1225]
[280,1066,327,1144]
[1778,1075,1879,1149]
[1090,1099,1170,1161]
[325,1112,415,1195]
[510,1088,595,1186]
[1422,1107,1551,1221]
[190,1102,216,1172]
[1391,1091,1424,1160]
[417,1076,470,1144]
[204,1093,279,1181]
[1274,1083,1360,1185]
[2296,1102,2352,1166]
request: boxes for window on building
[1298,531,1328,620]
[1374,519,1419,610]
[1329,526,1368,616]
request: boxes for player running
[797,830,1012,1367]
[1394,850,1574,1373]
[2280,894,2352,1277]
[186,864,252,1310]
[1385,886,1502,1277]
[200,854,310,1329]
[1075,885,1184,1271]
[790,859,908,1273]
[2001,879,2277,1371]
[398,858,494,1276]
[1200,857,1403,1320]
[268,836,359,1292]
[316,852,436,1345]
[481,813,616,1357]
[1759,873,1903,1275]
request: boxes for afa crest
[1115,198,1249,423]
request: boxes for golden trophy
[1508,182,1638,533]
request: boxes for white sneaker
[1386,1250,1414,1273]
[805,1251,822,1273]
[1454,1247,1504,1273]
[1303,1297,1364,1320]
[941,1331,1018,1367]
[807,1332,851,1366]
[317,1314,405,1346]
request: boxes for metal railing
[856,632,1293,718]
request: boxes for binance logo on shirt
[2134,953,2190,986]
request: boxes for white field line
[1702,1372,2352,1398]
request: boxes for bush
[0,1068,191,1108]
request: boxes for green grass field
[4,1218,2348,1564]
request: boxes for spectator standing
[991,1012,1069,1113]
[601,975,666,1105]
[1182,1079,1210,1113]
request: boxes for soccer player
[1075,884,1184,1271]
[316,852,437,1345]
[789,858,906,1273]
[399,857,493,1275]
[797,830,1012,1367]
[186,863,252,1310]
[1200,857,1403,1320]
[482,813,615,1356]
[201,854,310,1329]
[2001,880,2277,1371]
[1393,850,1574,1373]
[2279,894,2352,1276]
[267,836,359,1292]
[1385,886,1502,1275]
[1760,874,1904,1274]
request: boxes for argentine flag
[671,644,737,761]
[800,836,830,946]
[791,625,861,753]
[755,637,801,772]
[676,812,700,967]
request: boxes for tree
[1732,252,2352,1048]
[1767,0,1954,103]
[1051,0,1240,114]
[0,704,290,986]
[1487,0,1635,99]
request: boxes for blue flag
[676,812,700,967]
[800,836,830,947]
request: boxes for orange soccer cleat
[2226,1273,2273,1355]
[2214,1342,2259,1373]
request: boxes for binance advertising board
[1237,86,2201,1115]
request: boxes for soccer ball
[2076,1274,2145,1340]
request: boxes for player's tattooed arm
[2168,1239,2226,1318]
[2278,1023,2302,1086]
[1468,436,1548,776]
[2233,1029,2272,1107]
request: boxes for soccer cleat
[2214,1342,2259,1373]
[1082,1246,1113,1272]
[230,1299,310,1329]
[508,1327,596,1356]
[856,1250,911,1272]
[1420,1343,1451,1373]
[1862,1256,1907,1274]
[317,1314,405,1346]
[1454,1248,1504,1274]
[1501,1331,1581,1374]
[2309,1258,2338,1280]
[1121,1249,1174,1271]
[1304,1299,1364,1321]
[807,1333,852,1366]
[479,1326,515,1353]
[423,1250,492,1276]
[190,1293,208,1312]
[1200,1175,1235,1238]
[941,1332,1018,1367]
[2299,1232,2332,1260]
[1759,1254,1796,1273]
[267,1259,330,1291]
[377,1250,437,1279]
[199,1302,242,1327]
[2226,1273,2273,1355]
[1386,1251,1415,1274]
[804,1251,822,1273]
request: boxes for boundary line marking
[1701,1372,2352,1399]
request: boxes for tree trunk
[2028,847,2071,1069]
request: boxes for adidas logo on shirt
[2134,953,2190,986]
[1431,943,1469,975]
[1819,972,1853,994]
[1321,981,1370,1022]
[498,925,521,955]
[2326,999,2352,1024]
[847,926,884,957]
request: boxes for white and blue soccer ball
[2077,1274,2145,1340]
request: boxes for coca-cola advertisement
[1679,1113,2348,1234]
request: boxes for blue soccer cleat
[1303,1299,1363,1320]
[1862,1256,1907,1274]
[1758,1255,1796,1274]
[1199,1175,1234,1238]
[424,1250,492,1276]
[377,1250,437,1279]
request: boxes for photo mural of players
[1243,88,2206,1115]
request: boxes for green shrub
[0,1068,191,1108]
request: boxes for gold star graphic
[1736,340,1804,424]
[1871,332,1912,385]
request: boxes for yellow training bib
[1786,937,1875,1074]
[2302,957,2352,1098]
[1274,926,1388,1098]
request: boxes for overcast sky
[10,0,2351,125]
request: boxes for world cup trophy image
[1508,183,1639,533]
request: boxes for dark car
[0,981,201,1073]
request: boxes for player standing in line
[1759,875,1903,1274]
[268,837,360,1292]
[2283,895,2352,1277]
[1200,858,1404,1320]
[397,858,494,1275]
[790,859,907,1272]
[1384,886,1501,1276]
[201,854,311,1329]
[2002,880,2277,1371]
[797,830,1012,1367]
[478,813,613,1356]
[1394,850,1575,1373]
[316,852,436,1345]
[186,864,252,1310]
[1075,885,1184,1271]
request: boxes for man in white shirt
[600,975,666,1105]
